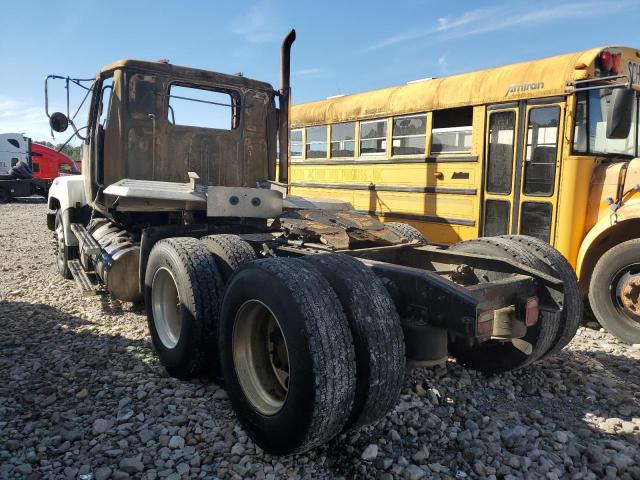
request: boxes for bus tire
[501,235,582,356]
[303,253,405,429]
[0,187,9,203]
[219,258,356,454]
[145,237,224,379]
[589,239,640,344]
[200,234,256,282]
[54,209,76,279]
[384,222,427,244]
[448,237,559,373]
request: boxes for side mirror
[606,88,634,139]
[49,112,69,133]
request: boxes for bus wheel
[589,239,640,344]
[219,258,356,454]
[0,188,9,203]
[384,222,427,244]
[448,237,559,374]
[145,238,224,378]
[303,253,405,430]
[501,235,582,357]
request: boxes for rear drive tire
[501,235,582,356]
[145,237,224,379]
[303,253,405,429]
[448,237,559,374]
[219,258,356,454]
[383,222,427,244]
[589,239,640,344]
[200,234,256,282]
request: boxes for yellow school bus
[289,46,640,343]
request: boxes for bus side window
[573,93,587,153]
[290,129,303,158]
[392,114,426,155]
[431,107,473,154]
[330,122,355,158]
[306,126,327,159]
[360,120,387,155]
[523,106,560,196]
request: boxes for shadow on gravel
[1,297,639,479]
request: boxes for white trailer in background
[0,133,48,202]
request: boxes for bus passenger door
[482,105,519,236]
[481,101,564,243]
[513,102,564,243]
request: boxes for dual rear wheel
[145,236,405,454]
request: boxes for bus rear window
[431,107,473,154]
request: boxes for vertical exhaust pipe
[278,29,296,186]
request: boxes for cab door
[481,100,564,243]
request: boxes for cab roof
[100,58,275,93]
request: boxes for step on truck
[45,30,581,454]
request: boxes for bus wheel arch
[578,215,640,296]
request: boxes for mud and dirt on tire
[200,234,256,282]
[383,221,427,244]
[302,253,405,429]
[589,238,640,344]
[501,234,582,356]
[219,258,356,455]
[448,237,559,374]
[144,237,224,379]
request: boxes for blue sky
[1,0,639,142]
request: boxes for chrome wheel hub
[151,268,182,349]
[232,300,289,416]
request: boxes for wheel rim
[232,300,289,416]
[55,215,66,273]
[612,263,640,324]
[151,267,182,349]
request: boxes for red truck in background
[31,142,80,181]
[0,134,80,203]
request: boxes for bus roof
[291,46,639,128]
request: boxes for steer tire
[383,222,427,244]
[54,209,76,280]
[145,237,224,379]
[589,239,640,344]
[303,253,405,429]
[501,235,582,357]
[219,258,356,454]
[448,237,559,374]
[200,234,257,282]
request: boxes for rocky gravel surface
[1,200,640,479]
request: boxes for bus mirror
[49,112,69,133]
[606,88,634,139]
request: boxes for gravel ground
[1,200,639,480]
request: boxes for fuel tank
[86,220,141,302]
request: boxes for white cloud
[0,96,54,142]
[293,68,321,76]
[365,1,631,51]
[437,55,448,72]
[229,1,281,44]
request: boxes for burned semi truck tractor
[45,31,580,454]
